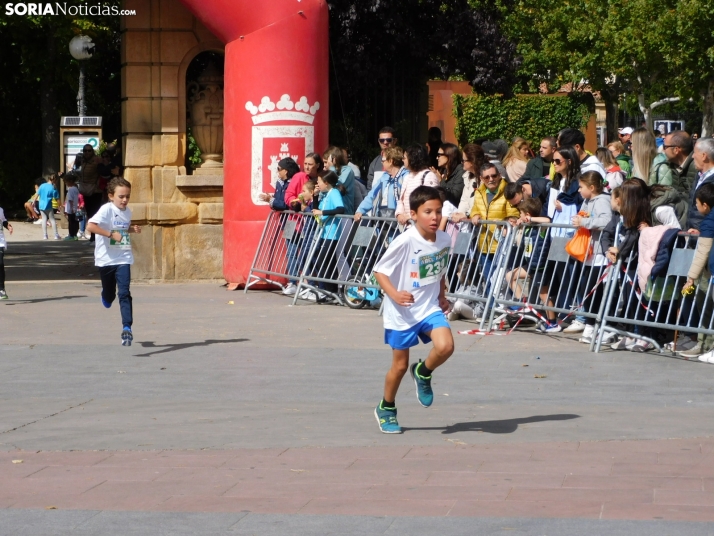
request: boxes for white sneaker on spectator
[298,288,316,301]
[611,336,634,350]
[447,310,460,321]
[578,324,595,343]
[667,338,697,353]
[33,219,43,225]
[679,343,703,358]
[563,320,586,333]
[600,331,617,345]
[698,350,714,363]
[631,340,654,352]
[282,283,297,296]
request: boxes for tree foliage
[0,5,120,210]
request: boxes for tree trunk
[41,31,59,177]
[637,93,652,131]
[602,90,618,145]
[702,79,714,138]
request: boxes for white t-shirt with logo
[374,226,451,331]
[89,202,133,267]
[0,208,7,248]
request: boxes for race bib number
[418,247,449,284]
[110,229,131,249]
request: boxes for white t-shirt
[65,186,79,214]
[89,202,134,267]
[0,208,6,248]
[374,226,451,330]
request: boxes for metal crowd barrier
[594,232,714,353]
[442,220,516,331]
[246,212,714,356]
[244,211,321,292]
[292,214,403,306]
[479,222,613,338]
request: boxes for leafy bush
[187,128,202,170]
[453,92,594,147]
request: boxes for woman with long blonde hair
[631,128,673,186]
[502,137,531,182]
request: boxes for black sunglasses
[482,174,499,180]
[379,138,393,143]
[553,158,564,165]
[437,152,447,157]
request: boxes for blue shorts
[384,311,451,350]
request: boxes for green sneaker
[410,361,433,407]
[0,289,7,300]
[374,402,401,434]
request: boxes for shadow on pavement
[4,295,87,305]
[5,240,98,281]
[134,338,249,357]
[402,414,580,434]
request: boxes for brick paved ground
[1,237,714,534]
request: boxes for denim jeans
[99,264,133,328]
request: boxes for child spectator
[259,158,300,210]
[63,174,80,241]
[504,198,550,303]
[0,201,13,299]
[604,179,653,351]
[373,186,453,434]
[596,147,626,193]
[309,170,346,300]
[24,180,41,222]
[86,177,142,346]
[76,191,87,239]
[570,171,614,344]
[290,180,316,213]
[682,183,714,362]
[37,175,60,240]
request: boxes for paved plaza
[2,225,714,534]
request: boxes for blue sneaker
[410,361,433,408]
[101,296,112,309]
[374,402,401,434]
[121,328,133,347]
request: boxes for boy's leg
[383,349,410,404]
[115,264,133,329]
[410,324,455,408]
[423,327,455,371]
[99,266,118,307]
[68,213,78,237]
[376,348,409,434]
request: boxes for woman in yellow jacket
[464,163,520,293]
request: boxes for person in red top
[285,153,323,210]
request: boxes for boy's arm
[439,276,449,312]
[374,272,414,307]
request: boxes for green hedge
[453,93,594,147]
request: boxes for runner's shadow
[4,295,87,305]
[402,414,580,434]
[134,338,249,357]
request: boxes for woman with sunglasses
[549,145,583,236]
[395,144,440,225]
[448,144,486,224]
[433,143,464,207]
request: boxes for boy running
[373,186,454,433]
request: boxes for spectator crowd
[257,124,714,362]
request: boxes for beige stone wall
[121,0,225,280]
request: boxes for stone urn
[187,62,224,171]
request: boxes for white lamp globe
[69,35,95,61]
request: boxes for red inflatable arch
[177,0,329,285]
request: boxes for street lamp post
[69,35,95,117]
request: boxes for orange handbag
[565,227,593,262]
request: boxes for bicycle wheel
[342,279,369,309]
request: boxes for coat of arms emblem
[245,94,320,205]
